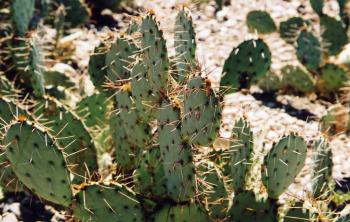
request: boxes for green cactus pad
[152,204,209,222]
[279,17,307,43]
[34,98,98,183]
[284,202,314,222]
[10,0,35,36]
[88,41,108,90]
[257,71,282,92]
[134,147,167,198]
[28,36,46,97]
[131,61,157,120]
[4,121,72,206]
[73,183,144,222]
[105,36,138,82]
[110,91,151,171]
[317,64,348,93]
[310,0,324,15]
[221,39,271,91]
[320,15,347,56]
[229,191,277,222]
[174,9,197,83]
[296,30,322,71]
[281,65,315,93]
[157,101,196,202]
[60,0,90,27]
[198,161,229,220]
[0,155,24,192]
[246,10,277,34]
[44,71,75,89]
[311,138,333,198]
[261,134,307,199]
[75,92,110,129]
[140,13,169,98]
[230,118,254,193]
[182,77,221,146]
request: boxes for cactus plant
[246,10,277,34]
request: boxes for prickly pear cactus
[284,202,315,222]
[10,0,35,36]
[157,100,196,202]
[296,30,322,71]
[320,15,347,56]
[181,77,221,146]
[105,36,138,83]
[317,64,348,93]
[73,183,144,222]
[310,0,324,15]
[60,0,90,27]
[151,204,209,222]
[281,65,315,93]
[34,98,98,182]
[221,39,271,91]
[261,134,307,199]
[230,118,254,192]
[279,17,307,43]
[4,121,73,207]
[174,9,197,83]
[246,10,277,34]
[311,138,333,198]
[134,147,167,199]
[140,13,169,99]
[89,41,109,90]
[229,191,277,222]
[198,160,230,220]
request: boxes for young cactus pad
[246,10,277,34]
[220,39,271,91]
[4,121,72,207]
[261,134,307,199]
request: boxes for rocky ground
[1,0,350,221]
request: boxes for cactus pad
[317,63,348,93]
[134,147,167,198]
[34,98,98,182]
[182,77,221,146]
[10,0,35,36]
[279,17,307,43]
[221,39,271,91]
[281,65,315,93]
[105,36,138,82]
[311,138,333,198]
[284,202,314,222]
[246,10,277,34]
[140,13,169,98]
[73,183,144,222]
[261,134,307,199]
[4,121,72,206]
[88,42,108,90]
[229,191,277,222]
[152,204,208,222]
[320,15,347,55]
[230,118,254,192]
[174,9,197,82]
[296,30,322,71]
[157,101,196,202]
